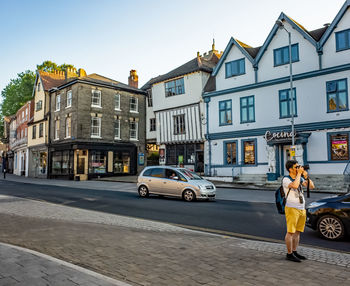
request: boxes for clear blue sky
[0,0,345,96]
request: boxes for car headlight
[307,202,326,209]
[199,185,207,190]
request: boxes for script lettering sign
[265,130,296,142]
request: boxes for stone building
[48,71,146,180]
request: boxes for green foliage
[37,60,76,72]
[0,70,35,117]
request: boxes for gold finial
[212,38,215,51]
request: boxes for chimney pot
[128,69,138,88]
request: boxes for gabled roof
[142,51,221,90]
[254,12,317,64]
[319,0,350,49]
[38,70,68,91]
[212,37,256,76]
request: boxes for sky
[0,0,346,98]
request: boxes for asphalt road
[0,180,348,253]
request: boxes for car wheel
[138,185,149,198]
[317,215,345,240]
[183,189,196,202]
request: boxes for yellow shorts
[285,206,306,233]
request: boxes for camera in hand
[296,164,309,170]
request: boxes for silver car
[137,166,216,202]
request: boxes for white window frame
[91,117,101,138]
[56,94,61,111]
[130,121,138,140]
[130,97,138,113]
[114,119,120,139]
[91,90,102,108]
[65,117,71,138]
[66,90,72,108]
[25,128,27,137]
[115,94,121,110]
[55,119,60,140]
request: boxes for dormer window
[225,58,245,78]
[274,44,299,66]
[335,29,350,51]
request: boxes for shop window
[51,151,72,175]
[89,151,106,174]
[113,152,130,173]
[225,141,237,165]
[52,152,62,175]
[274,44,299,66]
[328,133,349,161]
[225,58,245,78]
[335,28,350,51]
[279,88,297,118]
[242,139,257,165]
[219,100,232,125]
[240,95,255,123]
[326,79,348,112]
[39,152,47,174]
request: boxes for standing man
[2,153,7,179]
[283,160,315,262]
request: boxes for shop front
[49,142,137,180]
[265,130,311,181]
[28,146,48,178]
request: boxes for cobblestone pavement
[0,194,349,285]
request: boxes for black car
[306,192,350,240]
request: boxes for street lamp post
[276,20,295,157]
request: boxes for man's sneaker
[286,253,301,262]
[293,251,307,260]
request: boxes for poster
[330,134,349,160]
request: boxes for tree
[37,60,76,72]
[0,70,35,117]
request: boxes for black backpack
[275,176,291,214]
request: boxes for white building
[143,43,222,172]
[203,1,350,180]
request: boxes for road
[0,179,348,253]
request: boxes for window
[274,44,299,66]
[130,119,138,140]
[54,120,59,139]
[219,100,232,125]
[336,29,350,51]
[114,119,120,139]
[225,141,237,165]
[66,90,72,108]
[56,94,61,111]
[130,97,138,112]
[326,79,348,112]
[89,151,107,174]
[91,117,101,138]
[150,168,165,178]
[65,117,71,138]
[240,96,255,123]
[279,88,297,118]
[329,133,349,161]
[225,58,245,78]
[38,83,41,92]
[25,108,28,120]
[147,90,153,107]
[150,118,156,131]
[36,100,42,111]
[174,114,186,135]
[165,78,185,97]
[22,111,24,122]
[32,125,36,139]
[113,152,130,173]
[39,123,43,138]
[115,94,121,110]
[91,90,101,107]
[21,129,23,138]
[242,139,257,165]
[25,128,27,137]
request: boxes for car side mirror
[173,176,179,180]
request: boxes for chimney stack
[128,70,138,88]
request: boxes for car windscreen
[178,169,202,180]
